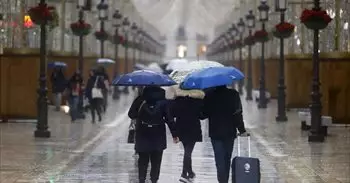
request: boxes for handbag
[127,101,146,143]
[92,76,103,99]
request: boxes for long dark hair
[70,71,83,83]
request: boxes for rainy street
[1,91,349,183]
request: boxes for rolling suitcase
[232,135,260,183]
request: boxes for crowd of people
[128,85,248,183]
[50,66,110,123]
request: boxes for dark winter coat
[170,89,206,143]
[51,71,66,93]
[85,75,106,101]
[203,86,246,140]
[128,87,176,153]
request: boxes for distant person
[128,86,178,183]
[96,66,110,112]
[170,89,206,182]
[65,71,83,122]
[202,85,248,183]
[50,68,66,111]
[85,69,106,123]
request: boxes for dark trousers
[211,138,234,183]
[182,141,196,176]
[102,90,108,112]
[138,151,163,183]
[90,98,102,122]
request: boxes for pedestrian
[85,69,105,123]
[50,67,66,111]
[65,71,83,122]
[202,85,248,183]
[96,66,110,112]
[170,88,206,183]
[128,86,178,183]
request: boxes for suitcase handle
[237,133,251,157]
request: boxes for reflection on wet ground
[1,93,350,183]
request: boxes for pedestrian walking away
[128,86,178,183]
[202,85,248,183]
[65,71,84,122]
[169,88,206,183]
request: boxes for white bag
[92,76,103,99]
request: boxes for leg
[211,139,228,183]
[102,90,108,112]
[150,151,163,183]
[55,93,62,111]
[223,139,234,182]
[138,152,150,183]
[182,141,196,177]
[90,99,96,122]
[68,97,78,121]
[95,98,102,121]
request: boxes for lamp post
[237,18,245,95]
[122,17,130,94]
[35,0,50,138]
[275,0,288,121]
[229,24,238,65]
[131,23,138,69]
[308,0,324,142]
[97,0,108,58]
[138,29,144,63]
[76,0,88,117]
[223,35,230,64]
[112,10,122,100]
[257,0,269,109]
[245,10,256,101]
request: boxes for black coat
[170,97,204,143]
[85,76,106,100]
[128,87,176,153]
[203,86,246,140]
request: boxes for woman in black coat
[128,86,177,183]
[170,88,205,182]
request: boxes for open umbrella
[146,63,163,73]
[112,70,176,86]
[97,58,115,64]
[134,63,147,70]
[48,61,67,68]
[170,60,224,83]
[165,59,189,71]
[181,67,245,90]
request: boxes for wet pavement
[1,91,350,183]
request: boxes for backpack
[138,101,165,128]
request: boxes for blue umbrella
[180,67,244,90]
[48,61,67,68]
[112,70,177,86]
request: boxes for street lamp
[138,29,144,63]
[229,24,238,69]
[257,0,269,109]
[245,10,255,101]
[308,0,324,142]
[112,9,122,100]
[35,0,50,138]
[275,0,288,122]
[97,0,108,58]
[237,18,245,95]
[131,22,138,69]
[122,17,130,94]
[77,0,88,117]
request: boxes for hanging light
[131,22,138,35]
[258,0,270,22]
[122,17,130,33]
[97,0,108,20]
[113,10,122,27]
[275,0,287,12]
[77,0,87,8]
[237,18,245,34]
[229,24,238,38]
[246,10,256,29]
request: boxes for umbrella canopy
[147,63,163,73]
[112,70,176,86]
[180,67,245,90]
[165,59,189,70]
[97,58,115,64]
[170,60,224,83]
[48,61,67,68]
[134,63,147,70]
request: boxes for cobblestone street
[1,92,350,183]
